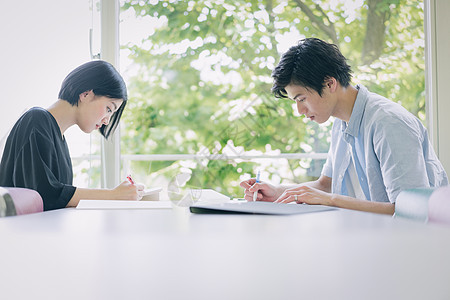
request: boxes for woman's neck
[47,100,77,136]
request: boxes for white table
[1,205,450,300]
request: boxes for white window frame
[425,0,450,174]
[100,0,121,188]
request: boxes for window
[5,1,446,197]
[118,0,426,199]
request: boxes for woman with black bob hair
[58,60,126,139]
[0,60,144,210]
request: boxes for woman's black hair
[271,38,352,98]
[58,60,128,139]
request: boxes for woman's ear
[79,90,93,102]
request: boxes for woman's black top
[0,107,76,210]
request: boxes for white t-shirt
[346,150,366,200]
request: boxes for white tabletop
[1,205,450,300]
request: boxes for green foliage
[119,0,425,196]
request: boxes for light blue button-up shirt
[322,85,448,203]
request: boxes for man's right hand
[239,178,284,202]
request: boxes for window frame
[425,0,450,173]
[100,0,121,188]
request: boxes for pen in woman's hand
[126,175,135,185]
[253,170,260,202]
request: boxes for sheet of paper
[195,189,231,203]
[76,200,172,210]
[177,189,231,207]
[143,187,162,196]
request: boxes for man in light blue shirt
[240,38,448,215]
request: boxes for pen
[253,170,260,202]
[126,175,135,185]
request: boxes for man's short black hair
[271,38,352,98]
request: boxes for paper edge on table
[76,199,172,209]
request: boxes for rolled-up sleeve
[372,118,430,203]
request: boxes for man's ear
[325,77,337,92]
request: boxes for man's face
[284,83,335,124]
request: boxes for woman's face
[78,91,123,133]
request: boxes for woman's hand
[239,179,284,202]
[112,180,145,200]
[274,185,333,206]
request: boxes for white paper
[195,189,231,203]
[76,200,172,210]
[177,189,231,207]
[143,187,162,196]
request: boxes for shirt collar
[344,84,368,138]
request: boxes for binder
[190,201,336,215]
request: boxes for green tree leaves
[120,0,424,196]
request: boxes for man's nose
[297,102,307,115]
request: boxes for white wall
[0,0,92,156]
